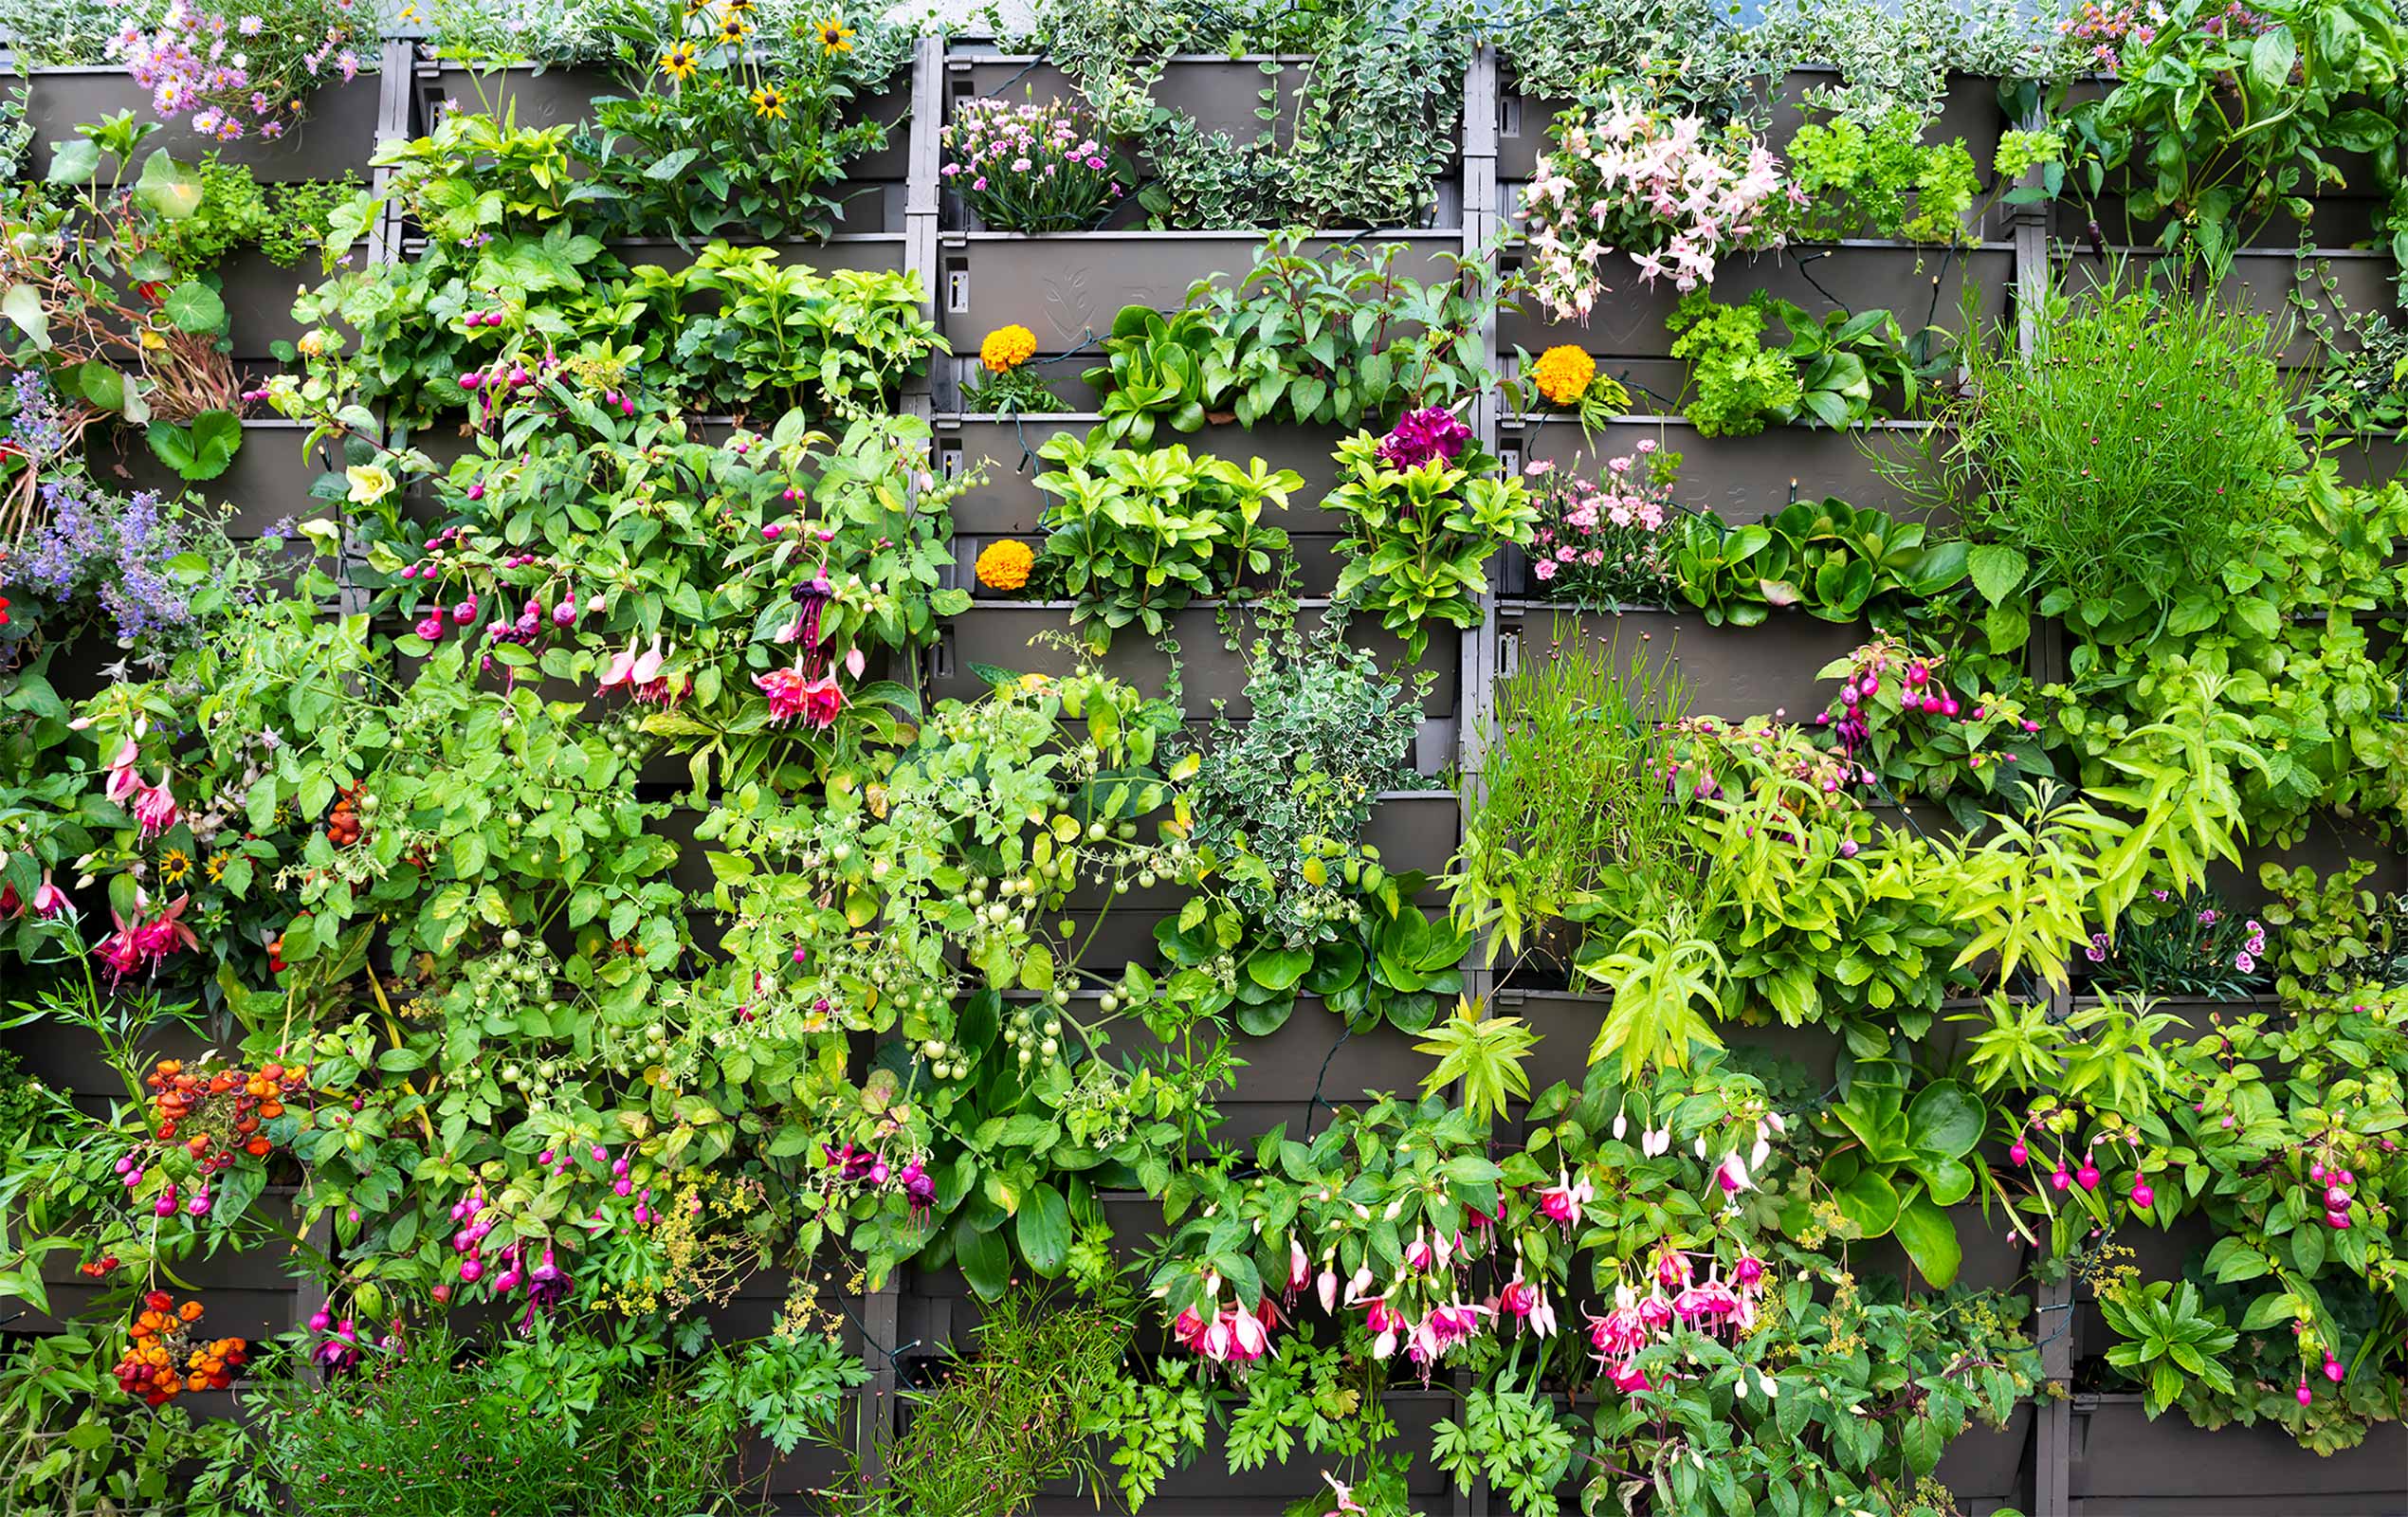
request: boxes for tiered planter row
[7,34,2406,1517]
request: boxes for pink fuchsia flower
[95,894,198,982]
[1671,1280,1741,1322]
[104,740,144,804]
[32,876,74,920]
[1538,1167,1593,1228]
[1288,1237,1310,1293]
[1607,1359,1652,1394]
[1714,1152,1754,1195]
[1322,1471,1366,1515]
[1497,1273,1558,1338]
[133,779,180,837]
[757,668,846,729]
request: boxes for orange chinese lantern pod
[177,1300,204,1323]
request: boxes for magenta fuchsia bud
[309,1308,333,1332]
[1860,674,1880,696]
[621,397,636,416]
[2009,1140,2029,1166]
[2326,1185,2351,1209]
[2052,1168,2071,1191]
[2328,1209,2352,1229]
[1837,838,1859,858]
[1921,695,1943,714]
[2298,1381,2315,1406]
[2340,1170,2355,1186]
[2326,1355,2344,1382]
[2076,1162,2101,1191]
[554,600,576,627]
[460,1258,483,1283]
[115,1156,134,1175]
[1973,705,1986,720]
[1840,685,1860,706]
[466,483,486,502]
[461,373,483,390]
[2311,1161,2326,1180]
[2130,1180,2154,1209]
[1905,663,1927,687]
[763,523,782,539]
[415,614,446,641]
[1942,698,1961,717]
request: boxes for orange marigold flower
[1530,344,1597,408]
[979,324,1038,374]
[975,539,1035,591]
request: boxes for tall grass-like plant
[1921,265,2308,649]
[1451,620,1703,963]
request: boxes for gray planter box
[108,417,341,539]
[1496,242,2016,364]
[2056,247,2403,369]
[417,63,914,182]
[23,1186,313,1345]
[2068,1395,2408,1515]
[1496,600,1864,722]
[937,415,1363,595]
[1498,67,2007,188]
[936,231,1463,355]
[603,228,908,277]
[943,52,1464,236]
[1500,416,1949,526]
[2210,813,2408,906]
[2328,434,2407,490]
[20,66,382,180]
[215,247,321,366]
[1938,1400,2035,1516]
[930,598,1458,722]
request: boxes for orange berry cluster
[325,787,365,847]
[115,1291,246,1405]
[148,1057,302,1162]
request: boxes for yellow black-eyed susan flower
[158,848,192,886]
[814,17,854,52]
[659,43,699,81]
[204,852,228,883]
[716,13,750,43]
[750,85,787,119]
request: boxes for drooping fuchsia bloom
[96,894,198,982]
[1672,1279,1741,1323]
[1715,1151,1755,1195]
[600,637,675,704]
[1497,1271,1558,1338]
[1656,1250,1693,1291]
[1322,1471,1366,1515]
[1538,1167,1594,1228]
[104,740,145,804]
[32,875,72,919]
[1607,1360,1653,1395]
[133,777,180,837]
[1288,1236,1310,1294]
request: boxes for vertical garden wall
[2,0,2407,1511]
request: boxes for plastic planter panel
[2058,248,2403,368]
[1497,68,2006,186]
[116,419,340,538]
[2067,1397,2408,1513]
[930,601,1458,720]
[420,64,915,182]
[937,232,1461,353]
[2211,813,2408,907]
[1498,602,1865,722]
[214,247,319,367]
[22,68,381,180]
[950,55,1465,168]
[1496,245,2015,360]
[605,228,908,275]
[939,418,1357,534]
[1504,417,1946,521]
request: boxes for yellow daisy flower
[204,853,228,883]
[750,85,787,119]
[814,17,854,52]
[158,848,192,886]
[716,13,750,43]
[659,43,699,82]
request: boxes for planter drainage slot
[944,261,971,314]
[1500,93,1523,139]
[1498,631,1521,677]
[939,440,965,481]
[927,630,957,682]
